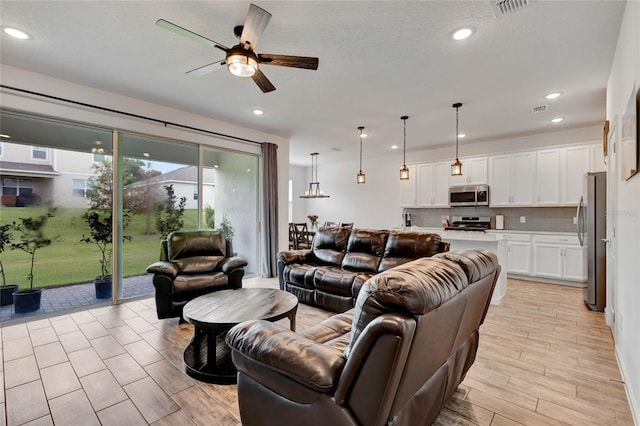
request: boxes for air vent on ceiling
[532,104,549,115]
[490,0,535,17]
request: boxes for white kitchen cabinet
[449,157,488,186]
[399,165,417,207]
[416,162,449,207]
[532,234,586,282]
[504,233,532,275]
[561,145,590,205]
[590,143,606,172]
[489,152,535,206]
[535,149,561,205]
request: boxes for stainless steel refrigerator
[576,172,606,312]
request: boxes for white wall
[606,2,640,422]
[0,64,292,261]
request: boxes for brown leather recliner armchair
[226,250,500,426]
[146,230,248,319]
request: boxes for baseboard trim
[615,344,640,425]
[507,274,586,288]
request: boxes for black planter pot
[13,289,42,313]
[95,275,112,299]
[1,284,19,306]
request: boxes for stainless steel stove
[445,216,491,232]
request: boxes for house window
[93,153,105,162]
[32,146,48,160]
[72,179,93,198]
[2,177,33,196]
[0,142,3,157]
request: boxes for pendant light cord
[401,116,408,166]
[455,106,459,160]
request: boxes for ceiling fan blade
[186,60,226,76]
[240,4,272,50]
[258,54,319,70]
[252,69,276,93]
[156,19,228,52]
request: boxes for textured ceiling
[0,1,626,166]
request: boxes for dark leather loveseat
[277,227,450,312]
[146,230,248,319]
[227,250,501,426]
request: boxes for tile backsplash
[406,206,577,233]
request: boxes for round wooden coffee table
[182,288,298,384]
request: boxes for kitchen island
[399,227,507,304]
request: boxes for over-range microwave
[449,184,490,207]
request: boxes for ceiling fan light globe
[227,52,258,77]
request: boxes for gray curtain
[261,142,279,277]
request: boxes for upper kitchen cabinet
[417,162,450,207]
[399,164,417,207]
[489,152,535,206]
[562,145,591,205]
[449,157,488,186]
[535,149,561,205]
[590,143,606,172]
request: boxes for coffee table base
[184,324,237,384]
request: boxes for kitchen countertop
[397,226,577,237]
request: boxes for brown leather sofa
[277,227,450,312]
[227,250,500,426]
[146,230,248,319]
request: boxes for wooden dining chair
[288,223,297,249]
[293,223,312,249]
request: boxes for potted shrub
[217,215,236,256]
[11,208,57,313]
[81,209,131,299]
[0,222,19,306]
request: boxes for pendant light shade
[357,126,366,184]
[451,103,463,176]
[400,115,410,180]
[300,153,329,198]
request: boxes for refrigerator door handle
[576,196,584,247]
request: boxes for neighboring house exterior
[1,142,216,211]
[127,166,216,210]
[0,141,98,208]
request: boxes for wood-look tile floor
[0,277,634,425]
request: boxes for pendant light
[451,102,463,176]
[357,126,366,184]
[300,152,330,198]
[399,115,410,180]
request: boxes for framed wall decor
[603,119,609,156]
[620,85,639,180]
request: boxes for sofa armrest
[277,249,314,265]
[219,256,248,274]
[226,320,346,393]
[146,261,179,279]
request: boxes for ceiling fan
[156,3,319,93]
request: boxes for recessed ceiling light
[0,133,10,139]
[391,145,398,149]
[214,164,219,168]
[143,152,150,157]
[360,133,368,138]
[451,27,474,41]
[3,27,31,40]
[458,133,466,138]
[551,117,564,123]
[546,92,562,99]
[252,109,264,116]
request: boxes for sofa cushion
[346,256,468,358]
[172,272,229,302]
[312,228,350,266]
[283,264,318,289]
[342,229,389,272]
[175,256,225,274]
[168,230,226,259]
[314,266,361,296]
[378,232,442,272]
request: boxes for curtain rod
[0,84,263,147]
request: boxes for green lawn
[0,206,198,290]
